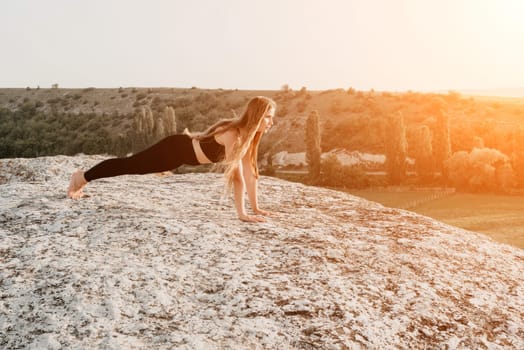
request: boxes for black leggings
[84,134,200,182]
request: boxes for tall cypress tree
[163,106,177,135]
[385,111,407,185]
[306,110,321,184]
[433,108,452,180]
[412,125,433,181]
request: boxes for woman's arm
[219,129,264,222]
[233,161,264,222]
[242,156,258,211]
[242,155,274,216]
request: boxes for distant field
[271,172,524,250]
[347,190,524,250]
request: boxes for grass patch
[346,190,524,250]
[270,172,524,250]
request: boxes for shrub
[446,147,515,192]
[297,100,307,113]
[320,155,368,188]
[330,99,342,115]
[277,105,288,118]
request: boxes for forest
[1,86,523,192]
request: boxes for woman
[67,96,276,222]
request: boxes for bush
[320,155,369,188]
[446,147,515,192]
[277,105,288,118]
[297,100,307,113]
[136,93,147,101]
[330,99,342,115]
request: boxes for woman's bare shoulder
[215,127,239,146]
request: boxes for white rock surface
[1,155,523,349]
[269,150,398,169]
[321,149,387,167]
[272,151,307,168]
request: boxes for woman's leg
[84,135,198,181]
[67,170,88,199]
[67,135,198,198]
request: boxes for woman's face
[257,107,275,133]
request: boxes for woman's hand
[239,214,266,223]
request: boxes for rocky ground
[0,155,523,349]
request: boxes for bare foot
[67,170,88,199]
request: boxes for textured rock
[0,155,523,349]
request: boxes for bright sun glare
[496,1,524,33]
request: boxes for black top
[199,135,226,162]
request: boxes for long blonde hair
[187,96,276,190]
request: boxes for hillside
[0,155,523,349]
[1,87,524,160]
[459,87,524,98]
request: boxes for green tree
[412,125,434,181]
[446,148,514,192]
[306,110,321,183]
[162,106,177,135]
[320,155,368,188]
[385,111,407,185]
[433,108,452,180]
[132,106,155,151]
[473,136,485,149]
[512,126,524,187]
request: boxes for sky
[1,0,524,92]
